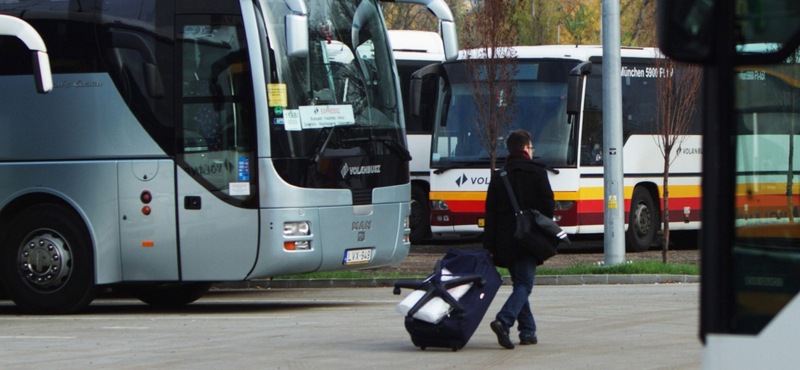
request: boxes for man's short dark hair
[506,129,531,154]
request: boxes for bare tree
[654,51,701,263]
[381,3,438,31]
[462,0,521,171]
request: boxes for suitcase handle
[394,259,483,318]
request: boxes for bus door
[174,8,260,281]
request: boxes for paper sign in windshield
[284,109,302,131]
[299,105,355,129]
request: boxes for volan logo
[455,174,468,187]
[454,173,491,187]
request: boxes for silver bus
[0,0,457,314]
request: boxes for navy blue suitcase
[393,248,502,351]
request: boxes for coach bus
[411,46,702,251]
[0,0,457,314]
[389,30,445,243]
[659,1,800,369]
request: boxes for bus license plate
[343,248,372,265]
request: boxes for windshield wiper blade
[433,160,490,174]
[341,135,412,162]
[531,159,560,174]
[310,126,338,165]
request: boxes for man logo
[455,173,468,187]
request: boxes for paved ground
[0,284,702,370]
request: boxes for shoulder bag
[500,170,570,263]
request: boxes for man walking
[483,129,555,349]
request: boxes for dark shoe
[519,335,538,345]
[490,320,515,349]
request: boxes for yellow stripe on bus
[579,184,702,200]
[736,182,800,196]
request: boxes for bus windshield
[264,0,402,161]
[431,59,579,168]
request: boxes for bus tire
[129,282,213,308]
[409,184,430,244]
[626,187,657,252]
[0,204,97,314]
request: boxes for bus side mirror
[409,62,442,118]
[32,50,52,94]
[656,0,713,64]
[110,31,164,98]
[0,15,52,93]
[410,75,422,117]
[391,0,459,61]
[285,14,309,58]
[567,61,591,117]
[440,21,458,62]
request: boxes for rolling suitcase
[393,248,502,351]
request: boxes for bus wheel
[627,188,657,252]
[129,282,213,308]
[409,185,430,244]
[0,204,97,314]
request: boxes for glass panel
[431,60,577,168]
[178,15,257,207]
[266,0,403,160]
[732,46,800,334]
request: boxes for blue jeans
[496,254,537,341]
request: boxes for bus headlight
[554,201,575,210]
[430,200,449,211]
[404,215,410,229]
[284,221,310,236]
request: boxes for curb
[213,274,699,290]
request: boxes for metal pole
[602,0,626,265]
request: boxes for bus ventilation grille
[352,189,372,205]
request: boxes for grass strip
[275,260,699,280]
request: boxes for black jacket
[482,156,555,266]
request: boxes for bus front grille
[352,189,372,205]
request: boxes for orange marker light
[142,206,151,215]
[142,241,154,247]
[284,241,296,251]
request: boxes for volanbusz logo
[455,173,468,187]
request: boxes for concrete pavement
[1,283,701,370]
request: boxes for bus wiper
[433,160,489,174]
[310,127,336,165]
[310,124,357,165]
[531,159,560,174]
[341,135,412,162]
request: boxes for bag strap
[499,170,522,215]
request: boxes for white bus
[389,30,444,243]
[411,46,702,251]
[0,0,457,314]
